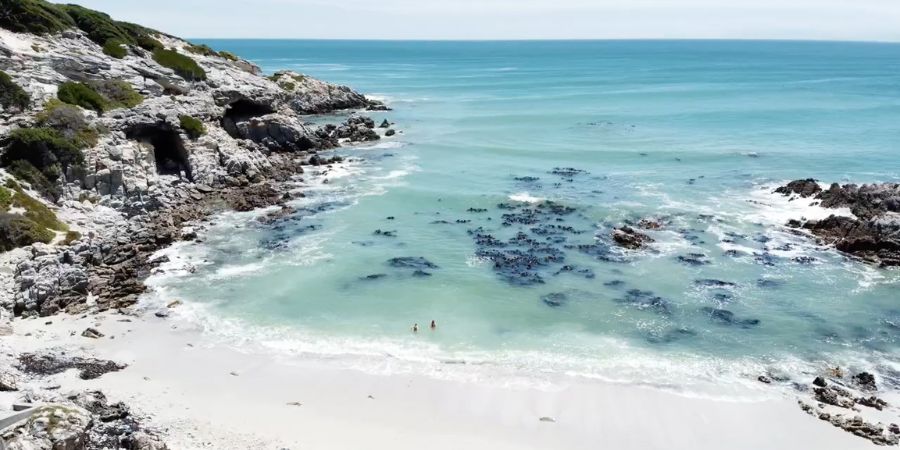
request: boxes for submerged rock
[700,307,760,328]
[387,257,439,270]
[611,226,654,250]
[541,292,568,307]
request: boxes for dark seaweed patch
[645,327,696,344]
[694,279,737,288]
[677,253,710,266]
[361,273,387,280]
[387,257,438,270]
[700,307,760,328]
[616,289,671,315]
[541,292,568,307]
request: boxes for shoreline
[0,311,883,450]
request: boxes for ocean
[151,40,900,395]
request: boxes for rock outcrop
[776,180,900,267]
[611,226,654,250]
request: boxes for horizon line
[189,37,900,45]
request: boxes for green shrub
[0,186,12,211]
[1,127,84,200]
[102,38,127,58]
[179,115,205,139]
[219,51,239,62]
[0,70,30,112]
[7,160,61,201]
[60,4,130,43]
[36,99,98,148]
[118,22,163,51]
[2,127,83,168]
[186,43,219,57]
[57,82,106,113]
[5,180,67,231]
[0,212,55,251]
[54,80,142,113]
[0,0,75,34]
[62,230,81,244]
[0,0,165,56]
[90,80,142,109]
[153,49,206,81]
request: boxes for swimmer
[412,323,419,333]
[430,320,436,330]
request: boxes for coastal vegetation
[179,115,206,139]
[101,38,127,58]
[219,51,239,62]
[153,48,207,81]
[0,126,86,200]
[0,0,75,34]
[90,79,143,109]
[57,81,106,113]
[0,0,164,53]
[269,72,308,92]
[0,70,30,112]
[186,43,220,57]
[36,99,99,148]
[0,180,68,251]
[56,80,143,113]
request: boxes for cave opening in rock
[221,99,276,138]
[126,123,193,181]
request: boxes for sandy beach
[0,311,885,449]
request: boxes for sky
[69,0,900,42]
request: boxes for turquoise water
[158,40,900,392]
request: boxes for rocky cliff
[0,1,395,318]
[0,2,396,448]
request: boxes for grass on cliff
[0,70,31,112]
[0,0,164,53]
[153,49,206,81]
[0,181,66,251]
[102,38,127,58]
[5,180,68,232]
[36,99,99,147]
[0,127,86,201]
[57,81,106,113]
[61,4,163,49]
[186,43,219,57]
[91,80,143,109]
[0,0,75,34]
[219,51,239,62]
[179,115,206,139]
[0,212,55,251]
[56,80,142,113]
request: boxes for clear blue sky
[69,0,900,42]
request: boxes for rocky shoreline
[775,179,900,267]
[0,2,397,447]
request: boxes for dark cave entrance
[126,123,193,181]
[221,99,276,138]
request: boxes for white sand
[0,312,882,450]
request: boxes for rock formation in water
[776,180,900,266]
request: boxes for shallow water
[159,40,900,394]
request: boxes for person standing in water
[412,323,419,333]
[430,320,436,330]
